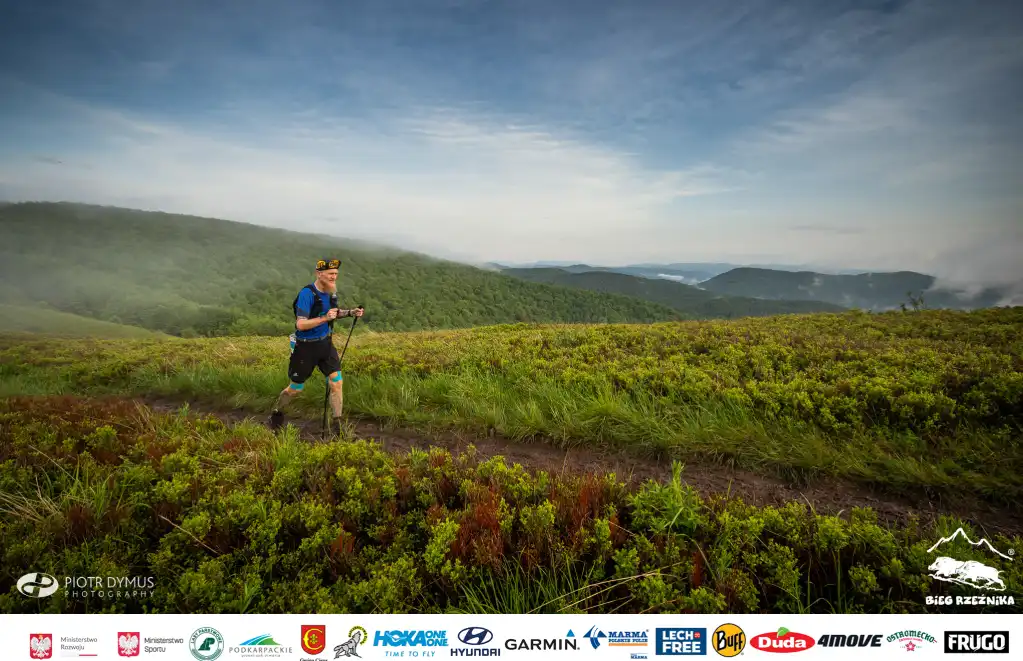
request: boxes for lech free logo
[30,634,53,660]
[118,633,140,657]
[190,627,225,661]
[17,572,59,598]
[458,628,494,646]
[656,628,706,655]
[928,527,1013,591]
[302,626,326,655]
[712,624,745,658]
[335,627,368,658]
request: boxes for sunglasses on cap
[316,259,341,271]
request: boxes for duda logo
[18,573,59,598]
[945,631,1009,654]
[751,628,815,653]
[459,628,494,646]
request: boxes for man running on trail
[268,258,363,432]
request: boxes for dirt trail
[142,397,1023,537]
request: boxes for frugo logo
[17,573,59,598]
[944,632,1009,654]
[655,628,706,655]
[750,628,815,653]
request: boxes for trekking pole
[322,306,363,437]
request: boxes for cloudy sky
[0,0,1020,282]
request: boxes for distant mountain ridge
[502,267,846,318]
[700,267,1013,311]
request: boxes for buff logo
[374,631,449,647]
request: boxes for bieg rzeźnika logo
[926,527,1015,607]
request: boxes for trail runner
[268,258,363,432]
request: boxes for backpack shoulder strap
[293,284,321,318]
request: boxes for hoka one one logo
[374,631,448,647]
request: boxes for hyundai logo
[458,628,494,646]
[17,572,59,598]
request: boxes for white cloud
[0,86,739,262]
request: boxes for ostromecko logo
[925,527,1015,607]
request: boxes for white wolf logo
[927,527,1012,592]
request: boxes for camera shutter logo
[458,628,494,646]
[18,572,59,598]
[190,627,225,661]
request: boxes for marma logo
[17,573,59,598]
[928,527,1013,591]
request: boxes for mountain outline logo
[927,527,1014,592]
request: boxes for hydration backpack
[292,284,338,328]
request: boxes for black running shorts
[287,337,341,384]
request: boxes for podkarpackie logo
[926,527,1015,606]
[750,628,815,653]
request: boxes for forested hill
[0,202,687,336]
[701,267,1012,311]
[502,268,846,317]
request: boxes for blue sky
[0,0,1020,283]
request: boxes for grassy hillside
[2,396,1017,614]
[3,308,1020,507]
[702,267,1011,310]
[503,267,846,317]
[0,304,167,338]
[0,202,684,337]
